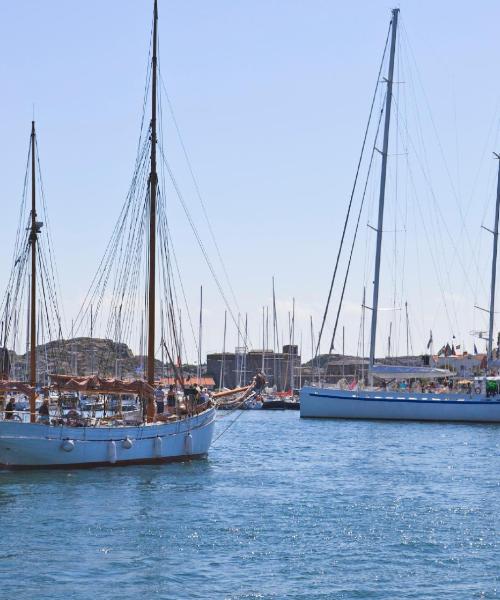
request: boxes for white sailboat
[300,9,500,423]
[0,0,216,467]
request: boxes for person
[4,397,15,420]
[254,370,266,392]
[155,387,165,414]
[38,398,50,424]
[166,385,176,412]
[200,387,209,404]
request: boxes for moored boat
[300,9,500,423]
[0,0,217,467]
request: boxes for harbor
[0,1,499,598]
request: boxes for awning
[371,364,453,380]
[49,374,154,398]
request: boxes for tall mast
[147,0,158,385]
[29,121,37,387]
[368,8,399,383]
[487,155,500,361]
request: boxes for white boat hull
[300,387,500,423]
[0,407,216,469]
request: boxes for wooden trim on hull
[0,453,208,471]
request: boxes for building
[206,345,301,391]
[433,353,486,377]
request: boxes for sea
[0,411,497,599]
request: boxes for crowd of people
[154,383,211,415]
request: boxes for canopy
[49,374,154,398]
[0,381,36,396]
[371,364,453,380]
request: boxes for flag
[426,330,433,349]
[474,343,478,354]
[456,344,461,350]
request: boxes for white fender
[122,437,133,449]
[61,439,74,452]
[108,440,117,463]
[184,432,193,455]
[154,436,162,457]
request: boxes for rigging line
[392,81,458,342]
[328,101,385,353]
[158,193,199,358]
[158,144,253,348]
[405,158,455,335]
[211,400,248,445]
[34,138,66,332]
[396,43,464,336]
[159,71,241,316]
[73,139,151,335]
[400,24,486,291]
[391,94,479,306]
[315,20,391,359]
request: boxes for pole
[342,325,345,378]
[198,285,203,383]
[405,301,409,358]
[261,306,265,372]
[272,277,277,389]
[361,286,366,382]
[237,312,241,387]
[219,310,227,390]
[29,122,37,421]
[488,155,500,362]
[310,316,314,385]
[290,298,295,393]
[147,0,158,388]
[369,8,399,384]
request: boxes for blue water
[0,412,498,599]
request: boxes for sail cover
[371,364,453,380]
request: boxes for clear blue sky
[2,0,500,363]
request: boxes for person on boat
[4,397,15,420]
[253,370,266,392]
[37,398,50,424]
[183,384,198,413]
[155,387,165,414]
[166,385,176,412]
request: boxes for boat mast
[147,0,158,386]
[29,121,37,387]
[29,121,39,422]
[487,154,500,362]
[368,8,399,383]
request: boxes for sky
[2,0,500,364]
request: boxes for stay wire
[315,19,391,359]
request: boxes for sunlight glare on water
[0,412,498,599]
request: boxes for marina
[0,1,499,598]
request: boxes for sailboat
[0,1,216,468]
[300,8,500,422]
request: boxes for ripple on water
[0,413,498,599]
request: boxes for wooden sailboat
[300,8,500,422]
[0,0,216,468]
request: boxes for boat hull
[0,407,216,469]
[300,387,500,423]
